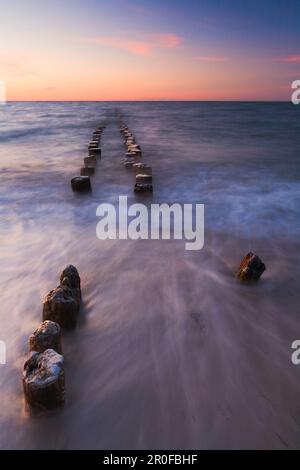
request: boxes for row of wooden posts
[22,265,82,410]
[120,122,153,193]
[71,125,106,192]
[70,119,154,194]
[23,123,106,409]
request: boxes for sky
[0,0,299,101]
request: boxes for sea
[0,101,300,449]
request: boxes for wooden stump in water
[84,156,97,167]
[136,173,153,184]
[43,285,80,328]
[60,265,81,290]
[123,157,138,168]
[134,183,153,193]
[71,176,92,192]
[23,349,65,410]
[132,163,152,174]
[80,166,95,176]
[89,148,101,157]
[29,321,62,354]
[236,252,266,281]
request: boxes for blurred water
[0,101,300,449]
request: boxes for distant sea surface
[0,102,300,449]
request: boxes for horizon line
[4,99,291,103]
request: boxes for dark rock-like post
[236,252,266,281]
[29,321,62,354]
[71,176,91,192]
[23,349,65,410]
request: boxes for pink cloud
[87,37,153,55]
[152,34,183,48]
[194,56,228,62]
[77,33,183,56]
[277,55,300,63]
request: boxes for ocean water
[0,101,300,450]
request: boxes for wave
[0,127,54,142]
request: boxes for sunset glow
[0,0,299,101]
